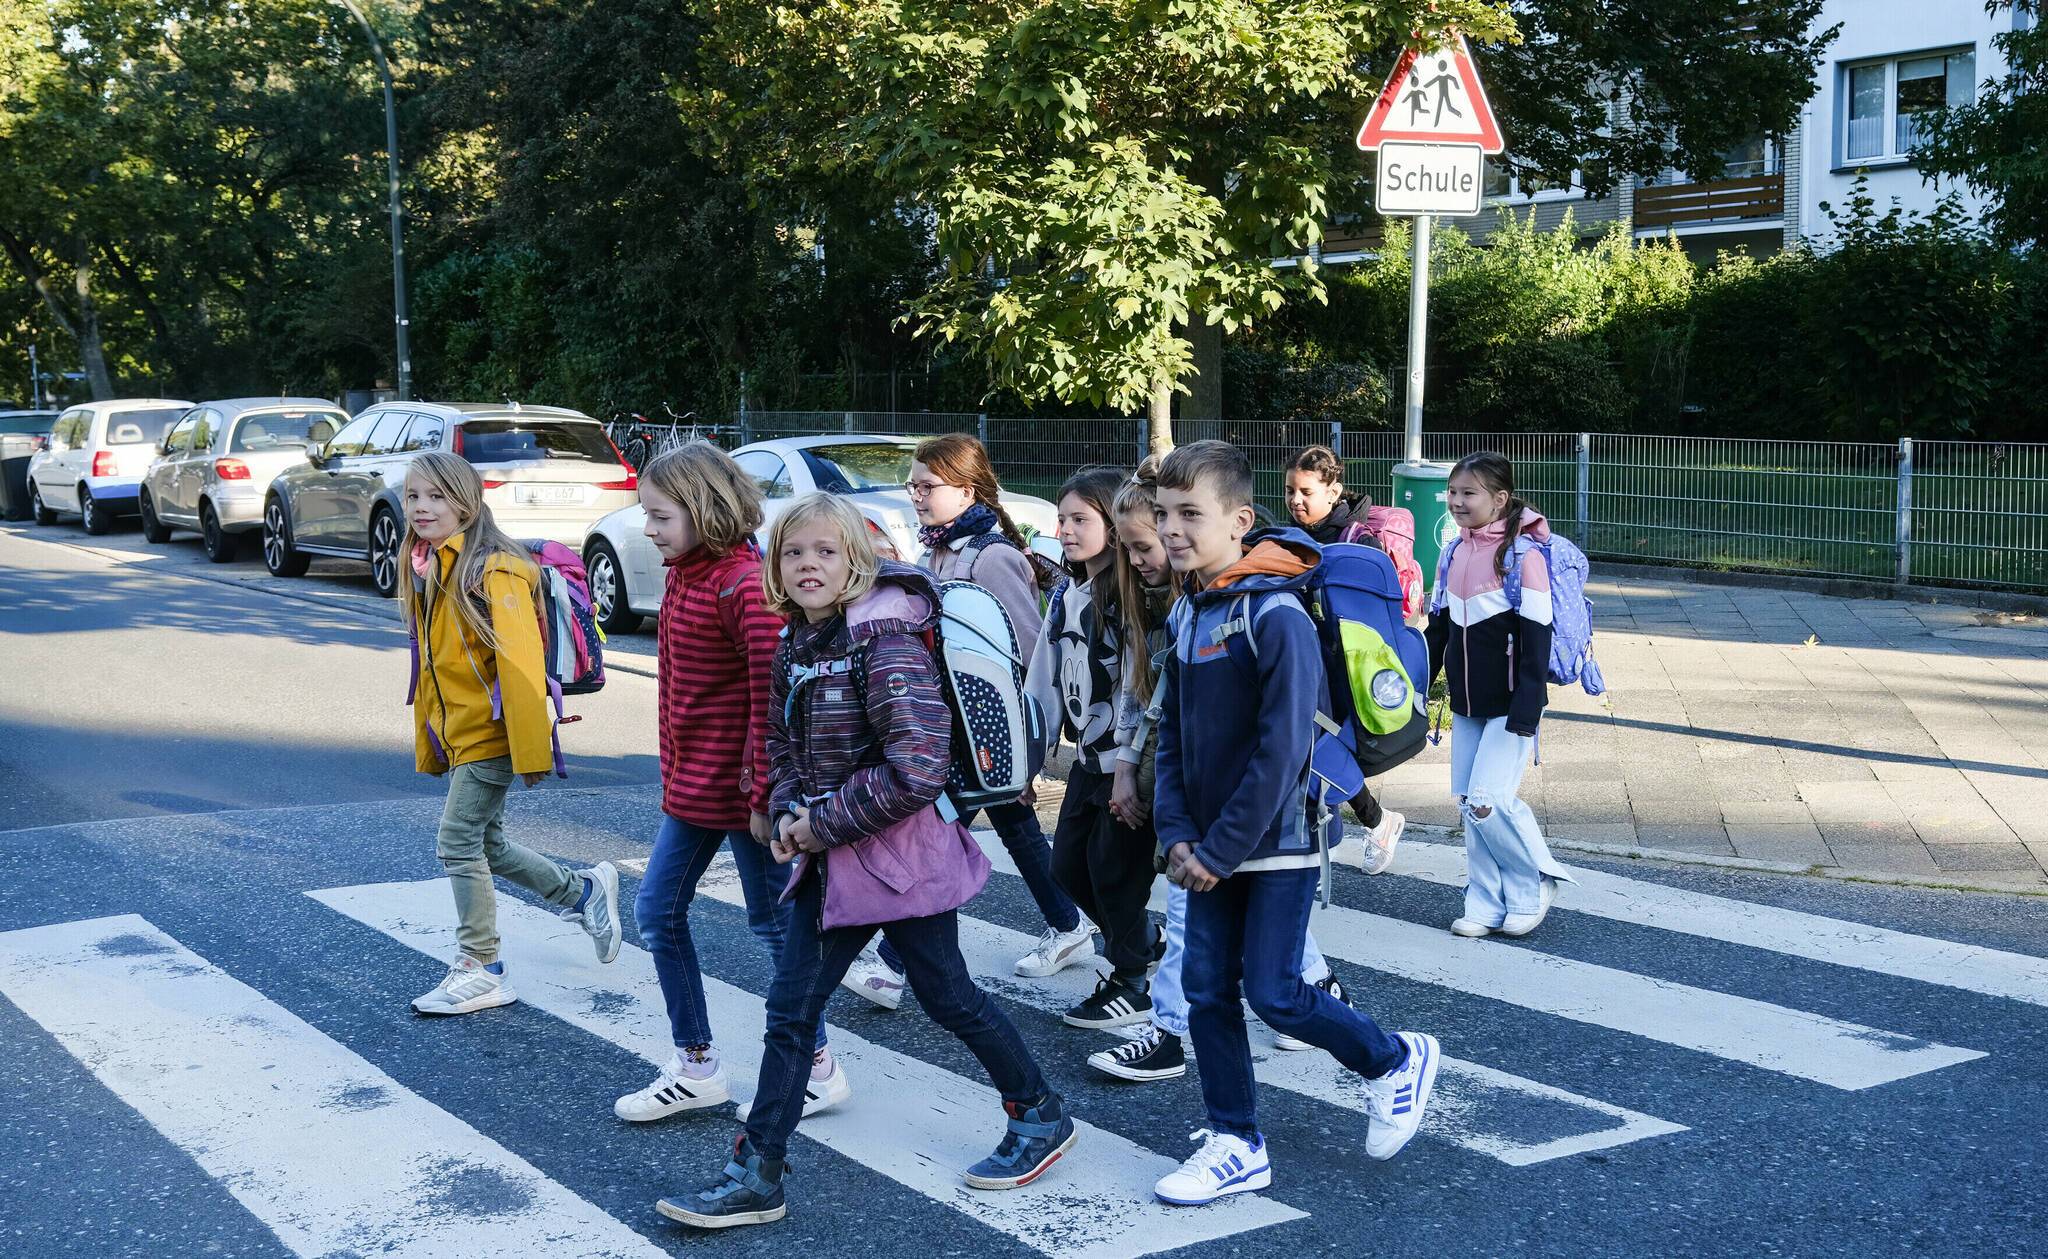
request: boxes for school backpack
[1431,531,1606,696]
[1358,505,1424,619]
[960,530,1068,598]
[405,541,604,778]
[1210,540,1431,804]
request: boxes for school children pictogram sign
[1356,32,1505,154]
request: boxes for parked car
[26,399,195,534]
[0,410,61,522]
[0,409,60,437]
[262,401,636,597]
[140,398,349,562]
[580,434,1061,633]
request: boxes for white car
[26,398,195,534]
[581,434,1061,633]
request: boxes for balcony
[1634,174,1785,231]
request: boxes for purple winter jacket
[770,561,990,929]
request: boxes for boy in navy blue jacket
[1149,441,1440,1205]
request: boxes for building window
[1647,136,1781,186]
[1482,157,1578,201]
[1841,49,1976,163]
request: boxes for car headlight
[1370,669,1409,710]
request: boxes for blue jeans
[745,865,1051,1161]
[1151,884,1329,1038]
[878,799,1078,973]
[1450,714,1572,926]
[637,815,823,1053]
[1184,866,1405,1140]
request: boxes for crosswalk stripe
[1375,838,2048,1008]
[972,833,1986,1090]
[0,915,666,1259]
[690,852,1687,1166]
[310,880,1306,1259]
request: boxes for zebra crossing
[0,812,2033,1259]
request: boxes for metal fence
[728,412,2048,595]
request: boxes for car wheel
[80,487,112,535]
[201,503,238,563]
[29,482,56,525]
[369,507,402,598]
[262,496,311,577]
[585,540,642,635]
[139,491,173,543]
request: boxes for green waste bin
[1391,460,1456,597]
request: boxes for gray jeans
[436,756,580,964]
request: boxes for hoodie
[1426,510,1554,735]
[1024,573,1126,775]
[1153,528,1333,878]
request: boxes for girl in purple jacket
[657,492,1076,1231]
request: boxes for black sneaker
[1062,973,1152,1029]
[1275,973,1353,1051]
[656,1136,788,1229]
[1087,1025,1187,1081]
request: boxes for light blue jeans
[1150,883,1329,1038]
[1450,714,1572,925]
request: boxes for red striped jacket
[658,544,782,827]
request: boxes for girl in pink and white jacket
[1425,452,1575,940]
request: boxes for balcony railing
[1634,174,1785,230]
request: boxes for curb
[1594,559,2048,616]
[1398,820,2048,898]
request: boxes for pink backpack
[1341,506,1424,619]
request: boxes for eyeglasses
[902,480,952,499]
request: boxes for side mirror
[304,442,326,466]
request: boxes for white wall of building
[1793,0,2021,243]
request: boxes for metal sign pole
[1403,214,1432,465]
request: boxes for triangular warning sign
[1356,33,1505,155]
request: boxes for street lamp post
[336,0,413,401]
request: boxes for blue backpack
[1211,540,1431,806]
[1432,532,1606,696]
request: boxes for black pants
[1353,784,1383,829]
[1050,762,1158,982]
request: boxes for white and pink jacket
[1425,510,1555,735]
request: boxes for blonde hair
[399,450,537,653]
[639,442,764,557]
[1113,455,1171,697]
[760,492,880,619]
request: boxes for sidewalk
[1369,573,2048,889]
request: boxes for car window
[232,409,348,453]
[397,413,446,453]
[363,411,412,456]
[732,450,790,499]
[189,409,219,453]
[50,412,83,450]
[162,415,198,455]
[457,419,614,465]
[799,443,916,493]
[325,414,379,458]
[103,407,187,445]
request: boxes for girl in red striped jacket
[612,444,851,1125]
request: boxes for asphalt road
[1,513,2044,1259]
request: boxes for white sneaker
[411,956,517,1015]
[736,1048,854,1122]
[1014,921,1097,978]
[1361,1031,1440,1161]
[1361,810,1405,875]
[1153,1129,1271,1205]
[840,946,905,1011]
[1449,917,1495,938]
[1500,877,1558,937]
[567,861,622,963]
[614,1047,729,1121]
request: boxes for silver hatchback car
[140,398,348,561]
[262,400,637,597]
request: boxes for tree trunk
[1146,373,1174,456]
[1185,316,1223,423]
[72,237,115,399]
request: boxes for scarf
[917,502,1007,555]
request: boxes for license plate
[515,484,582,505]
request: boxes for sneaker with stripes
[1061,973,1152,1029]
[735,1047,854,1122]
[1153,1129,1271,1205]
[614,1046,730,1121]
[1361,1031,1440,1160]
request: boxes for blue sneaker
[962,1096,1077,1190]
[656,1136,787,1229]
[1154,1129,1271,1205]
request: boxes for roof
[201,397,345,419]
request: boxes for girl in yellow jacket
[401,451,623,1015]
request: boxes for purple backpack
[1434,532,1606,697]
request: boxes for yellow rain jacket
[409,532,553,776]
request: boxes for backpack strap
[1500,535,1543,613]
[782,653,859,728]
[1428,538,1461,615]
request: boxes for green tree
[1913,0,2047,249]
